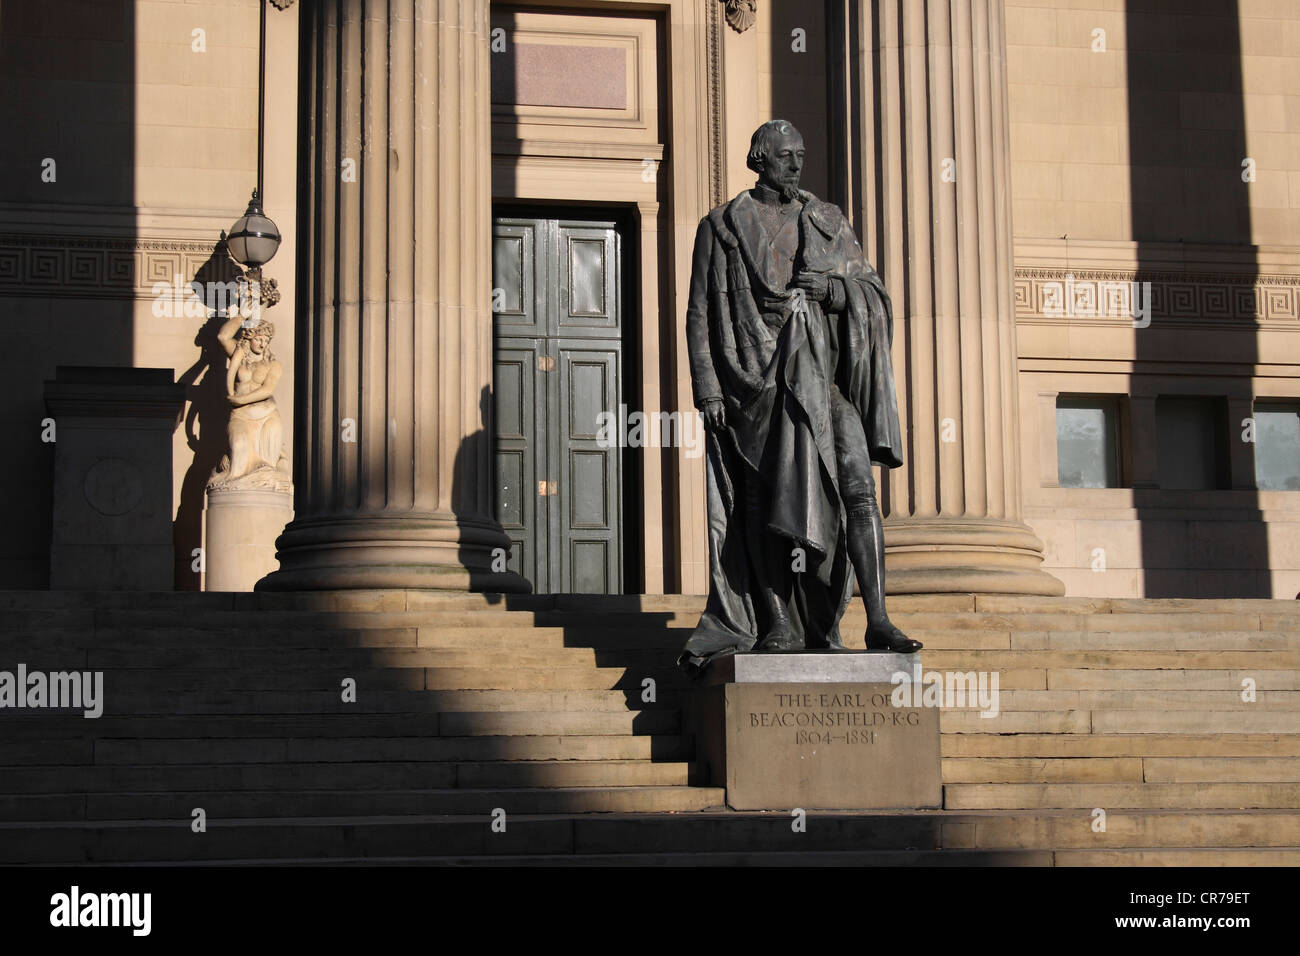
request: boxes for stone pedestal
[43,367,186,590]
[205,486,293,591]
[692,652,941,811]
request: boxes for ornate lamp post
[226,189,280,279]
[227,0,281,276]
[201,0,293,595]
[226,0,281,317]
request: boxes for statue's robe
[679,188,903,671]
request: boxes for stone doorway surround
[488,1,721,596]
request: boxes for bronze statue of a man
[679,119,921,672]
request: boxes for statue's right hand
[699,398,726,431]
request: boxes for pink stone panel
[492,43,627,110]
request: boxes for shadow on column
[1126,1,1266,597]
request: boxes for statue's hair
[746,119,801,173]
[236,319,276,361]
[238,319,274,341]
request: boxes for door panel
[491,220,546,336]
[493,215,623,594]
[570,539,612,595]
[558,224,619,336]
[557,343,620,592]
[492,344,540,586]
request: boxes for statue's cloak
[679,189,903,671]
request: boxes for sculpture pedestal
[204,485,292,592]
[692,653,941,811]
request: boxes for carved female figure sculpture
[208,293,291,492]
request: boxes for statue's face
[249,334,268,355]
[758,130,805,195]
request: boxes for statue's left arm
[825,214,893,343]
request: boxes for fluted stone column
[858,0,1063,595]
[261,0,525,591]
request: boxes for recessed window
[1056,396,1121,488]
[1254,402,1300,491]
[1156,396,1228,490]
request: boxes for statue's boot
[847,496,923,654]
[864,621,922,654]
[745,478,800,652]
[756,579,799,651]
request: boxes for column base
[883,517,1066,596]
[256,512,531,593]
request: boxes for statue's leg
[227,419,251,481]
[745,473,798,651]
[261,409,284,472]
[831,391,922,654]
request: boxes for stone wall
[1006,0,1300,598]
[0,0,297,588]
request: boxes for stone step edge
[8,806,1300,829]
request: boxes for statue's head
[238,319,275,359]
[746,119,804,201]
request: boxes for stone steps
[943,733,1300,757]
[53,647,679,670]
[2,590,1298,863]
[4,809,1300,865]
[0,738,702,764]
[922,649,1299,668]
[5,694,679,723]
[943,690,1300,709]
[2,588,1295,612]
[941,710,1300,735]
[1006,631,1297,650]
[14,665,681,693]
[943,756,1300,783]
[12,627,1297,654]
[0,785,728,831]
[7,604,1297,632]
[72,667,686,695]
[1046,668,1296,689]
[244,848,1300,866]
[0,757,706,796]
[945,782,1300,810]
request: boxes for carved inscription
[747,690,923,746]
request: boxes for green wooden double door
[492,214,624,594]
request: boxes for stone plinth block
[43,367,185,590]
[205,486,293,592]
[703,652,913,685]
[692,652,942,811]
